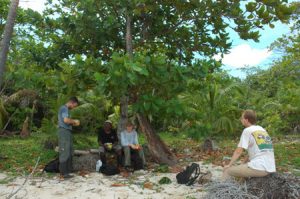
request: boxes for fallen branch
[6,156,40,199]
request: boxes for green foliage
[0,99,8,129]
[182,72,244,136]
[154,164,169,173]
[244,26,300,134]
[71,103,103,134]
[186,123,212,141]
[0,0,297,140]
[158,177,172,185]
[96,51,187,127]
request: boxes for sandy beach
[0,162,223,199]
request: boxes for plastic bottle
[96,160,102,172]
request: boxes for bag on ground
[100,164,120,176]
[43,158,60,173]
[176,163,200,186]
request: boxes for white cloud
[19,0,46,13]
[214,44,272,68]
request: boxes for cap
[104,120,112,124]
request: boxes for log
[54,147,99,155]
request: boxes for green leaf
[94,72,103,81]
[144,102,150,111]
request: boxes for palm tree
[0,0,19,88]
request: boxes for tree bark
[125,14,133,58]
[0,0,19,88]
[20,116,30,138]
[117,13,133,133]
[137,113,177,166]
[117,95,128,133]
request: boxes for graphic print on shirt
[252,130,273,151]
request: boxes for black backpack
[176,163,200,186]
[43,158,60,173]
[100,165,120,176]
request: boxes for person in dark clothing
[57,97,80,179]
[98,120,122,166]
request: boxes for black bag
[131,150,144,171]
[176,163,200,186]
[43,158,60,173]
[100,165,120,176]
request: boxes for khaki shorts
[222,164,269,180]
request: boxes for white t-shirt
[238,125,276,172]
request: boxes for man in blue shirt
[120,121,146,171]
[57,97,80,179]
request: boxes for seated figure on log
[98,120,122,166]
[120,121,146,171]
[222,109,276,180]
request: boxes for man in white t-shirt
[222,110,276,180]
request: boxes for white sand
[0,162,223,199]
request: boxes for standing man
[57,97,80,179]
[222,109,276,180]
[98,120,122,166]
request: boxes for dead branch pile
[205,173,300,199]
[245,173,300,199]
[205,181,259,199]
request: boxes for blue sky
[218,21,291,78]
[20,0,293,79]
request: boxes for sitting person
[222,109,276,180]
[120,121,146,171]
[98,120,122,166]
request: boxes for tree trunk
[0,0,19,88]
[125,14,133,58]
[137,113,177,166]
[117,95,128,133]
[20,116,30,138]
[117,14,133,133]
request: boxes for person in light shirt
[222,109,276,180]
[120,121,146,171]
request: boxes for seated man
[98,120,122,166]
[222,109,276,180]
[120,121,146,171]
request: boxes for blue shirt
[58,105,72,130]
[120,130,139,146]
